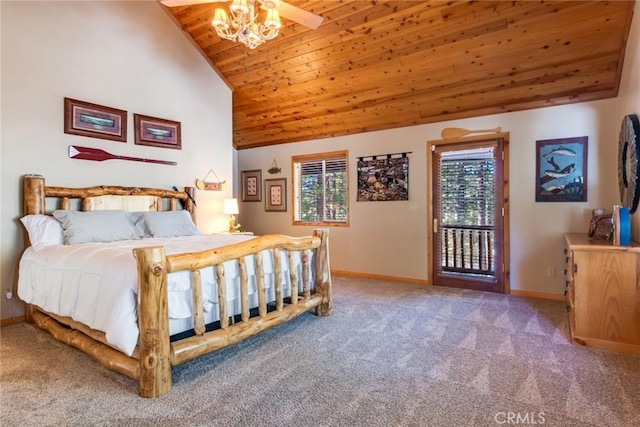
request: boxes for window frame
[292,150,349,227]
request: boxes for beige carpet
[1,275,639,426]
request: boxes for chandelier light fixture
[212,0,282,49]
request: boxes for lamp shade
[223,198,239,215]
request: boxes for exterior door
[430,137,507,293]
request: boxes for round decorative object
[618,114,640,213]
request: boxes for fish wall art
[535,136,588,202]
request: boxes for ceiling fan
[159,0,324,30]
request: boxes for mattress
[17,234,309,356]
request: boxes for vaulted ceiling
[161,1,636,150]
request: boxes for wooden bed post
[22,175,46,324]
[184,186,196,222]
[313,229,333,316]
[23,175,46,215]
[133,246,172,398]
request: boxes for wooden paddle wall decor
[68,145,177,166]
[440,127,502,139]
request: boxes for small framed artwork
[265,178,287,212]
[134,114,181,150]
[535,136,588,202]
[242,170,262,202]
[64,97,127,142]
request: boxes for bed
[17,175,332,398]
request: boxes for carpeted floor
[1,275,639,426]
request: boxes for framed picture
[241,170,262,202]
[64,97,127,142]
[535,136,588,202]
[265,178,287,212]
[134,114,181,150]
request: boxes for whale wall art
[535,136,588,203]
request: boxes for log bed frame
[21,175,332,398]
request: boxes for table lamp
[223,198,241,232]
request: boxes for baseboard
[331,270,565,301]
[331,270,429,285]
[1,315,26,327]
[510,289,565,301]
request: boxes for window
[293,150,348,226]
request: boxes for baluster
[272,249,283,311]
[289,251,298,305]
[191,269,205,336]
[479,230,485,271]
[453,229,458,269]
[215,264,228,329]
[444,228,450,267]
[255,251,267,318]
[301,250,311,299]
[469,230,475,269]
[460,229,465,270]
[238,257,250,322]
[487,232,495,271]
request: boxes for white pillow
[20,215,64,250]
[137,210,200,238]
[53,210,138,244]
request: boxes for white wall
[238,100,620,295]
[1,1,233,319]
[238,6,639,296]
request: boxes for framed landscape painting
[134,114,181,150]
[64,97,127,142]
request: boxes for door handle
[433,218,438,233]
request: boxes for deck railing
[441,224,494,276]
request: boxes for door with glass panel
[431,138,506,293]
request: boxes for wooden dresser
[564,234,640,354]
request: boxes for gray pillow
[136,210,200,238]
[126,212,149,239]
[52,210,138,244]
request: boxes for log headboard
[23,175,196,219]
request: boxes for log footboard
[133,229,332,398]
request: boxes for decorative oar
[441,127,502,139]
[68,145,176,166]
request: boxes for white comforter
[17,234,302,356]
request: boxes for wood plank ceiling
[162,1,636,150]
